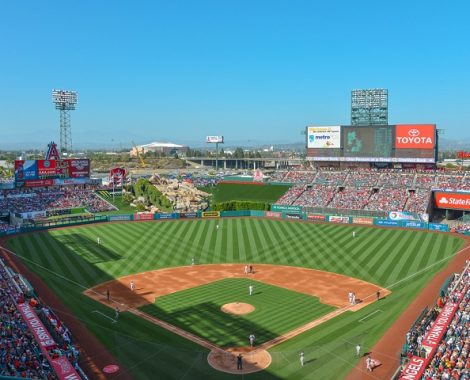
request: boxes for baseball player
[130,281,135,291]
[299,351,305,366]
[348,291,353,304]
[249,334,255,347]
[191,257,195,266]
[355,344,361,357]
[237,354,243,370]
[114,307,120,321]
[249,285,254,296]
[352,231,356,238]
[97,237,101,245]
[352,292,356,305]
[244,265,249,275]
[216,224,219,230]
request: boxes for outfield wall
[0,209,450,238]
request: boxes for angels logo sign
[395,125,435,149]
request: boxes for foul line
[92,310,117,323]
[358,309,383,323]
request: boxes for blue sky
[0,0,469,149]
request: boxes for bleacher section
[272,170,470,214]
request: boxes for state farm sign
[435,192,470,211]
[396,124,435,149]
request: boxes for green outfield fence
[0,207,451,238]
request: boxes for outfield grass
[141,278,334,347]
[5,219,464,379]
[200,183,290,203]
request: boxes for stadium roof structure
[137,142,186,149]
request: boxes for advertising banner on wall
[388,211,421,221]
[307,214,326,221]
[134,213,154,221]
[398,356,427,380]
[403,221,426,229]
[328,215,350,223]
[434,192,470,211]
[395,125,436,149]
[179,212,198,219]
[108,215,132,221]
[375,219,400,227]
[265,211,282,219]
[201,211,221,218]
[428,223,450,232]
[23,179,55,187]
[17,303,56,349]
[286,213,301,220]
[271,204,302,213]
[156,213,179,219]
[352,217,374,225]
[307,126,341,148]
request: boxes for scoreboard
[307,124,436,163]
[15,159,90,187]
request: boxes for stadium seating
[293,185,336,208]
[400,263,469,379]
[0,258,83,379]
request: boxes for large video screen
[343,126,393,158]
[15,159,90,184]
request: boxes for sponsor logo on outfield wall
[179,212,198,219]
[265,211,282,219]
[286,213,301,219]
[328,215,349,223]
[395,124,435,149]
[271,204,302,213]
[108,215,132,221]
[435,192,470,211]
[352,217,374,225]
[202,211,221,218]
[307,214,326,221]
[134,213,154,221]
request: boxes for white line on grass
[358,309,383,323]
[91,310,116,323]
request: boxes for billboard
[271,204,302,213]
[15,160,38,181]
[434,192,470,211]
[206,136,224,143]
[69,159,90,178]
[395,124,435,149]
[307,126,341,148]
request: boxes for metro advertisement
[307,126,341,148]
[395,124,436,149]
[434,192,470,211]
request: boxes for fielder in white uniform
[249,285,254,296]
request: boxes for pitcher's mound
[208,347,271,374]
[221,302,255,315]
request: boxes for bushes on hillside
[211,201,269,211]
[131,179,172,210]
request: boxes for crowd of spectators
[293,185,336,208]
[365,189,409,212]
[343,172,379,188]
[0,260,56,379]
[414,174,438,189]
[276,186,305,205]
[400,263,469,379]
[405,189,431,213]
[380,173,415,188]
[0,188,115,214]
[267,171,287,183]
[282,171,317,184]
[455,223,470,234]
[328,187,372,210]
[314,171,348,186]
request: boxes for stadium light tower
[351,89,388,126]
[52,89,77,155]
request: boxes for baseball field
[3,218,465,379]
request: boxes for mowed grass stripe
[379,231,427,285]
